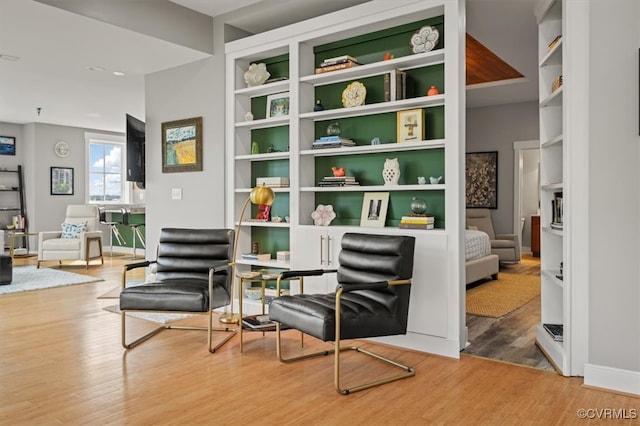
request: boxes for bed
[465,229,499,285]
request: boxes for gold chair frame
[274,275,414,395]
[120,261,237,353]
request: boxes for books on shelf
[551,192,563,228]
[312,137,355,149]
[315,60,360,74]
[320,55,359,66]
[240,253,272,261]
[384,69,413,101]
[255,176,289,187]
[318,176,360,187]
[399,214,434,230]
[543,323,563,342]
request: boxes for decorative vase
[314,99,324,111]
[327,122,341,136]
[427,85,439,96]
[245,111,254,121]
[382,158,400,186]
[410,197,427,214]
[332,166,346,177]
[251,141,259,154]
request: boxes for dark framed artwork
[466,151,498,209]
[51,167,74,195]
[161,116,203,173]
[0,136,16,156]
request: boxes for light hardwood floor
[1,256,637,425]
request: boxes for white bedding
[465,229,491,261]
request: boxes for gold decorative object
[341,81,366,108]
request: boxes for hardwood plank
[1,257,637,425]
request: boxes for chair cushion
[491,239,516,249]
[61,221,87,239]
[120,276,231,312]
[269,289,407,341]
[42,237,81,251]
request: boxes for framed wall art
[266,92,290,118]
[51,167,74,195]
[466,151,498,209]
[360,192,390,227]
[0,136,16,156]
[161,117,203,173]
[396,109,425,143]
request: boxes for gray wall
[466,101,539,234]
[144,58,224,255]
[587,0,639,373]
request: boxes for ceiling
[0,0,539,133]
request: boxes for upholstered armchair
[269,233,416,395]
[37,204,104,268]
[466,208,520,263]
[119,228,237,353]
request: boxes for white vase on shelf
[382,158,400,186]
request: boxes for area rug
[466,272,540,318]
[103,304,195,324]
[0,266,103,295]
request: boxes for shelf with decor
[226,1,465,356]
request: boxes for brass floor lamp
[219,185,275,324]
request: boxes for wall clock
[54,141,70,158]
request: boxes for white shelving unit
[225,0,465,357]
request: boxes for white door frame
[513,140,539,253]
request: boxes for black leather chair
[119,228,237,352]
[269,233,416,395]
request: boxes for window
[85,132,128,203]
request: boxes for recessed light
[0,54,20,61]
[87,66,105,72]
[112,71,125,76]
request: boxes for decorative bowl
[245,288,262,300]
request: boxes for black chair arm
[337,281,389,292]
[279,269,329,280]
[124,260,154,272]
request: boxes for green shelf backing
[314,17,445,67]
[249,227,290,257]
[250,126,290,154]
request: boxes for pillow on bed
[467,225,478,231]
[61,221,87,239]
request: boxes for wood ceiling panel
[466,33,524,86]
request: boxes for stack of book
[255,176,289,188]
[315,55,361,74]
[384,69,414,101]
[312,135,356,149]
[242,314,276,330]
[550,191,563,230]
[399,214,434,230]
[240,253,272,261]
[318,176,360,187]
[543,323,563,342]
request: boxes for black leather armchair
[119,228,236,352]
[269,233,416,395]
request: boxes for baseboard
[584,363,640,396]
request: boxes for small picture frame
[396,109,425,143]
[50,167,74,195]
[0,136,16,156]
[266,92,290,118]
[162,117,203,173]
[360,192,390,228]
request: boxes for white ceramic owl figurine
[382,158,400,185]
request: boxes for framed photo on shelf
[360,192,389,228]
[396,109,424,143]
[0,136,16,156]
[266,92,290,118]
[50,167,74,195]
[465,151,498,209]
[161,117,203,173]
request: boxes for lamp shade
[250,185,275,206]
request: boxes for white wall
[466,101,539,234]
[522,148,540,249]
[585,0,640,380]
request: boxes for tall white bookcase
[535,0,588,376]
[225,0,466,358]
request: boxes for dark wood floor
[463,255,555,371]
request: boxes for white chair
[37,204,104,269]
